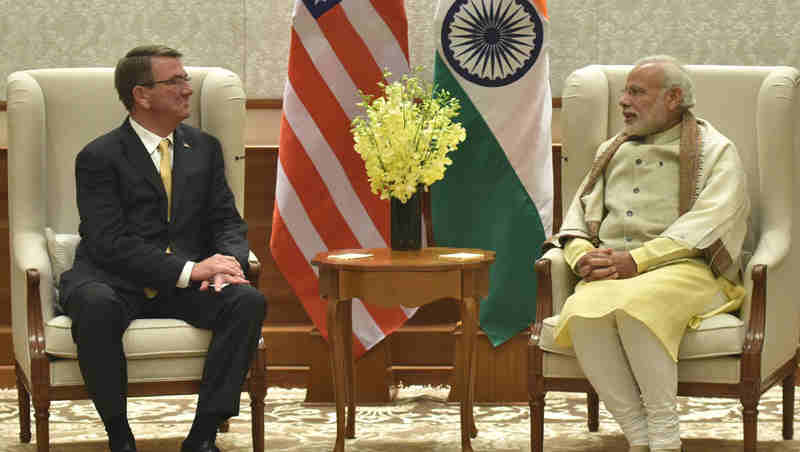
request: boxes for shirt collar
[129,117,174,156]
[644,120,682,145]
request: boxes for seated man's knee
[67,282,129,341]
[70,282,126,316]
[233,285,267,322]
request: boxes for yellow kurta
[553,120,749,361]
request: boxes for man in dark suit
[59,45,267,452]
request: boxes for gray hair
[634,55,695,109]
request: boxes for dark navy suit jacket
[59,118,249,310]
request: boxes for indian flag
[432,0,553,346]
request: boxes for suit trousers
[64,280,267,427]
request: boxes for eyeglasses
[139,74,192,87]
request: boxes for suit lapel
[121,119,169,218]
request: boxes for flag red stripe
[278,119,360,249]
[369,0,409,62]
[269,211,329,337]
[352,334,367,357]
[317,5,386,99]
[273,1,413,359]
[288,29,390,244]
[272,210,374,354]
[356,301,410,336]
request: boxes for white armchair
[6,67,267,452]
[528,65,800,452]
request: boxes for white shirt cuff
[177,261,194,288]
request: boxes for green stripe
[431,53,547,346]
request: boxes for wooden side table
[312,247,495,452]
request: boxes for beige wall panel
[244,0,291,99]
[0,0,246,100]
[3,0,800,113]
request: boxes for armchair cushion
[539,312,745,360]
[45,316,212,359]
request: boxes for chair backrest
[6,67,246,326]
[561,65,800,328]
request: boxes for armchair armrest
[248,250,261,290]
[10,231,53,386]
[530,247,578,346]
[539,247,578,315]
[743,231,798,382]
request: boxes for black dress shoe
[180,439,221,452]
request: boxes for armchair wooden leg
[783,372,795,440]
[16,364,31,443]
[33,397,50,452]
[587,389,600,432]
[530,393,545,452]
[741,397,758,452]
[248,341,268,452]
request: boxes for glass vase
[390,189,422,251]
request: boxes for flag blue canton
[302,0,341,19]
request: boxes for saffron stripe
[531,0,547,19]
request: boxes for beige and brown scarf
[548,111,735,275]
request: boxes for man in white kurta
[547,56,749,452]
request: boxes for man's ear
[132,85,151,110]
[666,87,682,111]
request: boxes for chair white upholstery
[529,65,800,452]
[7,67,267,452]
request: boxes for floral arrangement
[350,69,467,203]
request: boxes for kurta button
[633,187,640,194]
[626,210,633,217]
[659,161,664,166]
[636,158,643,165]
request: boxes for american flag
[270,0,415,358]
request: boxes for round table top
[311,247,495,271]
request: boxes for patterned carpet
[1,385,800,451]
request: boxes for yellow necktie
[158,138,172,221]
[145,139,173,299]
